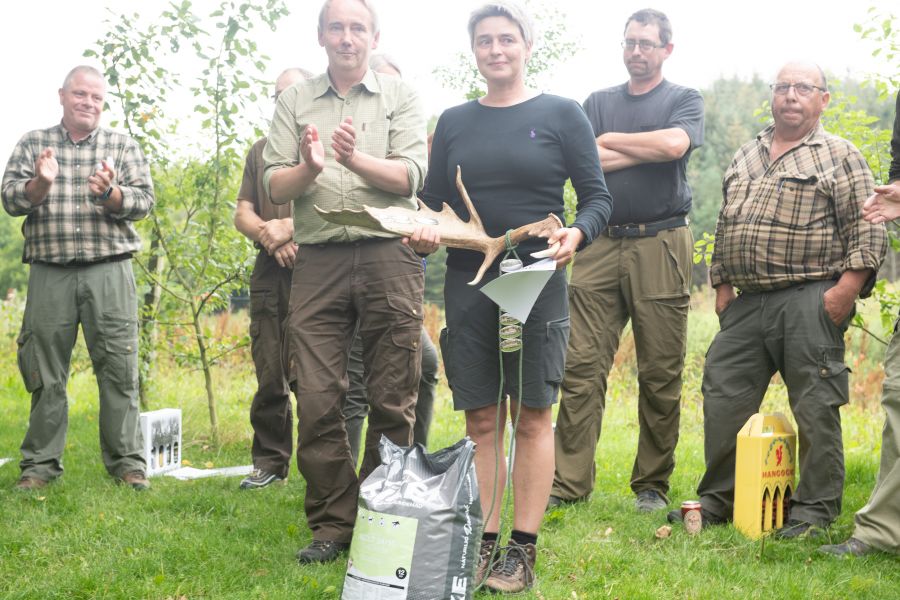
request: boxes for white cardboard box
[140,409,182,475]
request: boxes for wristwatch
[99,186,114,202]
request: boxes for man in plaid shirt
[671,62,887,537]
[1,65,155,491]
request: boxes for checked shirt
[1,123,154,264]
[709,123,886,295]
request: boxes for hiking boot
[819,537,876,558]
[484,539,537,593]
[296,540,350,564]
[635,489,667,513]
[475,538,498,586]
[666,507,727,528]
[119,471,151,491]
[14,475,48,491]
[239,468,285,490]
[776,519,823,539]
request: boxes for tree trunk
[192,308,219,445]
[138,233,164,410]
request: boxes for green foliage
[693,231,715,266]
[433,0,581,101]
[855,6,900,94]
[822,85,894,184]
[0,216,27,294]
[85,0,289,441]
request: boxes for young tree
[86,0,289,443]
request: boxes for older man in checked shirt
[672,62,887,537]
[1,65,154,492]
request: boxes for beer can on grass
[681,500,702,534]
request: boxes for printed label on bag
[342,509,418,600]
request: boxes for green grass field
[0,293,897,599]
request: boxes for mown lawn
[0,293,897,599]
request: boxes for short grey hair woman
[408,1,612,594]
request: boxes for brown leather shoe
[484,539,537,593]
[475,538,498,586]
[14,476,48,491]
[120,470,151,491]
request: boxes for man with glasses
[674,62,887,537]
[233,67,312,490]
[551,8,703,514]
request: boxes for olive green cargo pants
[853,318,900,552]
[552,226,692,501]
[698,280,850,526]
[17,261,145,481]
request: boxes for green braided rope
[476,272,526,591]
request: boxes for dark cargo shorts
[440,266,569,410]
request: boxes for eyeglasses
[621,39,665,52]
[769,82,827,97]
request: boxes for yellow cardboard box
[733,413,796,539]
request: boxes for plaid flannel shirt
[710,123,886,296]
[1,123,154,264]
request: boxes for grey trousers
[17,261,145,481]
[853,318,900,552]
[698,280,850,526]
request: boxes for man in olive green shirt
[263,0,427,564]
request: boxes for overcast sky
[1,0,896,160]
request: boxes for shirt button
[76,228,81,233]
[820,368,828,376]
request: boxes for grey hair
[467,1,534,48]
[318,0,379,35]
[61,65,104,90]
[625,8,673,46]
[774,61,829,91]
[369,53,402,77]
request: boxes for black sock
[510,529,537,546]
[481,531,499,543]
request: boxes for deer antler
[315,166,562,285]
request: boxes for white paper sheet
[163,465,253,480]
[479,258,556,322]
[0,458,12,468]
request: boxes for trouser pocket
[17,329,43,392]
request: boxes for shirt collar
[313,69,381,99]
[58,121,100,145]
[758,122,825,149]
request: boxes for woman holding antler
[406,1,612,593]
